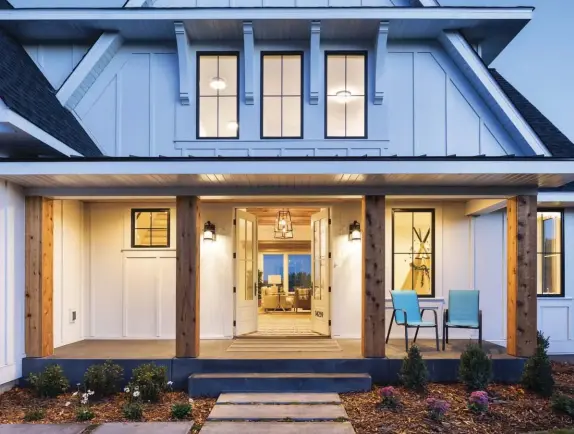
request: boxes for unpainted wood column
[507,195,537,357]
[176,196,201,358]
[362,195,386,358]
[25,196,54,357]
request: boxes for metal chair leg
[442,324,446,351]
[413,326,420,343]
[434,324,439,351]
[404,326,409,352]
[386,311,395,344]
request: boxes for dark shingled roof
[0,0,12,9]
[489,68,574,158]
[0,29,103,157]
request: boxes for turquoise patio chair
[443,290,482,350]
[386,290,439,352]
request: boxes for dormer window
[325,52,367,138]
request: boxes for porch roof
[2,156,574,195]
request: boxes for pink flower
[380,386,395,398]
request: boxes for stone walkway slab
[208,404,347,421]
[200,421,355,433]
[0,425,87,434]
[217,393,341,404]
[93,422,193,434]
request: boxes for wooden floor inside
[51,339,513,360]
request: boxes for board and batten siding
[68,41,521,158]
[0,182,25,389]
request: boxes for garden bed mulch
[341,362,574,434]
[0,388,215,432]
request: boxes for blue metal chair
[386,290,439,352]
[443,290,482,350]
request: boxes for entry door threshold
[236,334,331,340]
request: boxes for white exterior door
[311,208,330,336]
[235,210,258,336]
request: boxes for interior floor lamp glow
[274,209,294,239]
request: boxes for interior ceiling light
[210,76,227,90]
[335,90,352,104]
[274,209,294,239]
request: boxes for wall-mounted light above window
[335,90,352,104]
[210,76,227,90]
[203,221,216,241]
[349,220,361,241]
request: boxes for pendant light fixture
[274,209,294,239]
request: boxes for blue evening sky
[441,0,574,143]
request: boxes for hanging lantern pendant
[274,209,294,239]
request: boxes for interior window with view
[325,53,366,138]
[537,210,563,296]
[262,53,302,138]
[197,53,238,138]
[131,209,170,248]
[392,209,434,296]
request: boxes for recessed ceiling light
[210,77,227,90]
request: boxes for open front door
[235,210,258,336]
[311,208,330,336]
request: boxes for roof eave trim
[438,31,551,157]
[0,108,83,157]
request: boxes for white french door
[235,210,258,336]
[311,208,330,336]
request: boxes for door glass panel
[245,259,253,301]
[238,218,246,260]
[313,220,321,300]
[246,220,253,260]
[238,259,246,302]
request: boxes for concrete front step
[216,392,341,404]
[189,372,371,397]
[200,422,356,433]
[208,403,347,421]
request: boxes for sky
[441,0,574,143]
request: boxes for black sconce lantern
[203,221,216,241]
[349,220,361,241]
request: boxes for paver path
[200,392,355,433]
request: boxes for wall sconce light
[349,220,361,241]
[203,221,216,241]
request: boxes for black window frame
[391,208,436,298]
[131,208,171,248]
[537,208,565,297]
[324,51,368,139]
[196,51,240,140]
[260,51,304,139]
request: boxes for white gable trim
[57,32,123,110]
[124,0,156,6]
[438,31,551,157]
[0,109,82,157]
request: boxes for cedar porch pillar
[362,195,386,357]
[176,196,201,358]
[25,196,54,357]
[507,195,537,357]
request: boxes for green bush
[75,407,95,421]
[459,343,492,391]
[84,360,124,399]
[28,365,69,398]
[399,345,428,391]
[171,402,192,420]
[123,401,143,421]
[23,408,45,422]
[130,363,167,402]
[522,331,555,397]
[551,393,574,418]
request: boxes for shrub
[379,386,399,409]
[459,343,492,391]
[426,398,450,422]
[171,401,193,419]
[84,360,124,399]
[522,331,554,397]
[123,401,143,421]
[399,345,428,391]
[75,407,95,421]
[129,363,167,402]
[468,391,489,413]
[23,408,45,422]
[28,365,69,398]
[551,393,574,418]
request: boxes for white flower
[88,390,95,396]
[65,402,71,407]
[189,398,194,404]
[81,397,88,405]
[82,393,88,399]
[124,387,130,393]
[167,381,173,386]
[72,391,78,397]
[76,383,81,387]
[133,391,140,398]
[134,386,139,391]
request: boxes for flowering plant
[426,398,450,422]
[66,383,95,421]
[379,386,399,409]
[468,391,489,413]
[123,385,143,421]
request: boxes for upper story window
[537,210,564,296]
[325,52,367,138]
[197,53,239,139]
[131,209,170,248]
[392,209,435,297]
[261,53,303,138]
